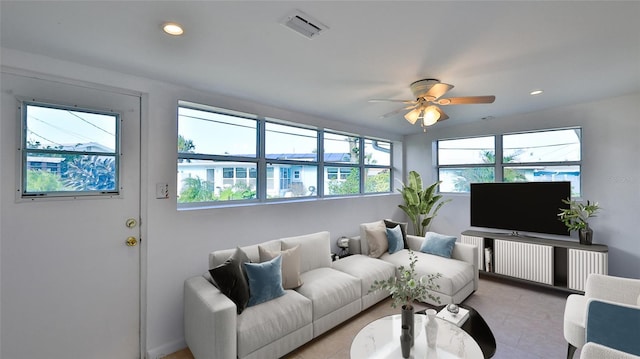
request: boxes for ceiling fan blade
[368,99,416,104]
[423,83,454,100]
[380,105,416,119]
[435,106,449,121]
[437,95,496,105]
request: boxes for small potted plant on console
[558,198,600,245]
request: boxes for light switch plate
[156,183,169,199]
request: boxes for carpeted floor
[166,275,576,358]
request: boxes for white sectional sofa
[183,223,478,359]
[340,220,479,305]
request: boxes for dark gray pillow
[384,219,409,248]
[209,247,251,314]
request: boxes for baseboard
[146,338,186,359]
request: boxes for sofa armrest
[184,276,237,359]
[406,234,423,251]
[451,242,479,291]
[586,274,640,305]
[406,235,479,291]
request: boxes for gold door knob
[126,237,138,247]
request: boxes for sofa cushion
[244,255,286,307]
[332,254,397,297]
[208,247,251,314]
[384,219,408,248]
[359,220,386,255]
[365,222,388,258]
[381,249,474,297]
[237,290,313,358]
[210,239,281,268]
[386,225,404,254]
[420,232,457,258]
[281,231,331,273]
[259,244,303,289]
[296,267,361,320]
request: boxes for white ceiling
[2,1,639,135]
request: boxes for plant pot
[579,225,593,245]
[401,305,414,347]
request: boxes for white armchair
[564,274,640,359]
[581,343,640,359]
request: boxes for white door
[1,70,141,358]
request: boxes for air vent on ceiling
[280,10,328,39]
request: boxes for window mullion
[258,118,266,201]
[496,134,503,182]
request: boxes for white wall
[405,93,640,279]
[0,48,406,358]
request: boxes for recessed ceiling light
[163,22,184,36]
[530,90,544,96]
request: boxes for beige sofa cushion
[281,231,331,273]
[210,239,281,268]
[259,244,303,289]
[359,220,386,257]
[365,224,388,258]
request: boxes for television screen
[470,181,571,236]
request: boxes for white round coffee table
[350,314,483,358]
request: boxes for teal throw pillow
[244,255,286,307]
[420,232,457,258]
[386,225,404,254]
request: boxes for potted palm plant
[558,198,600,245]
[398,171,450,236]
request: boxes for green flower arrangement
[370,250,441,309]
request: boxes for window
[177,101,394,206]
[437,128,582,195]
[178,104,258,203]
[21,101,119,197]
[265,122,318,199]
[437,136,495,192]
[364,139,391,193]
[502,128,581,195]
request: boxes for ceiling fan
[369,79,495,131]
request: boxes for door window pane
[503,129,581,163]
[22,102,119,196]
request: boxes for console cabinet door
[494,240,554,285]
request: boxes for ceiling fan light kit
[374,78,496,131]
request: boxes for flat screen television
[470,181,571,236]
